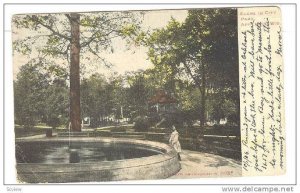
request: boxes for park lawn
[15,124,240,138]
[176,125,240,138]
[14,125,67,138]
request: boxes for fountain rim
[15,137,178,172]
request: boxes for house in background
[147,90,178,114]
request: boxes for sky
[12,9,188,79]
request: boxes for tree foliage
[13,11,143,131]
[13,12,142,66]
[14,60,69,129]
[146,9,239,130]
[13,9,240,133]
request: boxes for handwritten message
[238,7,285,176]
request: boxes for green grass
[14,125,67,138]
[177,125,240,137]
[15,124,239,138]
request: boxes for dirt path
[170,150,242,179]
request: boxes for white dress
[169,130,182,153]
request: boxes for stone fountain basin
[15,137,181,183]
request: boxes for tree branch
[87,45,112,68]
[31,15,71,41]
[80,29,119,48]
[182,61,202,91]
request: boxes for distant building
[148,90,178,114]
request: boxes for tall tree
[14,61,50,128]
[13,11,142,131]
[81,73,112,126]
[44,75,69,129]
[14,59,69,128]
[68,13,81,131]
[125,71,149,117]
[147,9,238,131]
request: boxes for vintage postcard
[11,6,285,183]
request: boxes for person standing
[169,125,182,161]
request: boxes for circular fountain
[15,137,181,183]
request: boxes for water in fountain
[16,142,161,163]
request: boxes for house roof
[148,90,177,104]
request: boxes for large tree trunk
[69,13,81,132]
[200,92,206,129]
[199,62,206,132]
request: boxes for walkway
[170,150,242,179]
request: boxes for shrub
[22,117,37,129]
[46,116,61,129]
[133,116,150,132]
